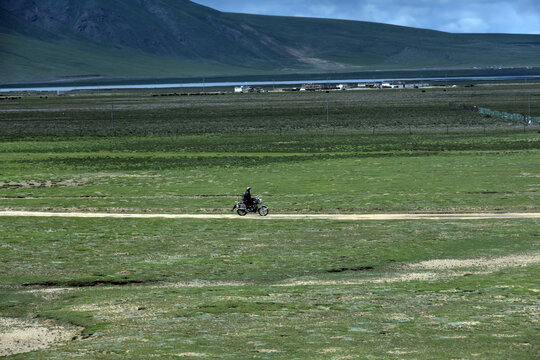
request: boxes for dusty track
[1,211,539,220]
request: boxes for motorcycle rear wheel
[237,209,247,216]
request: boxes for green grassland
[2,83,539,136]
[0,150,539,214]
[1,84,539,214]
[0,84,539,358]
[1,218,539,359]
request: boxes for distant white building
[234,85,263,93]
[382,82,404,89]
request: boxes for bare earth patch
[176,352,206,357]
[277,253,540,287]
[0,179,85,189]
[407,254,540,270]
[21,287,75,301]
[257,349,281,353]
[128,254,539,289]
[0,317,81,357]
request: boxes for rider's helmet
[247,187,251,191]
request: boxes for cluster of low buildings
[299,81,430,90]
[235,82,430,93]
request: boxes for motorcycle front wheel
[258,206,269,216]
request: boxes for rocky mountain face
[0,0,298,64]
[1,0,539,82]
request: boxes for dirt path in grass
[1,211,539,220]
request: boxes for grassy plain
[1,218,539,359]
[1,83,539,136]
[0,84,539,358]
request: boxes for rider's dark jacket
[243,189,252,203]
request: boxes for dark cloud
[193,0,540,34]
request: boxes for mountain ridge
[1,0,539,83]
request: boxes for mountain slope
[1,0,539,83]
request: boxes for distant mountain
[1,0,539,83]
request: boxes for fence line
[0,103,538,137]
[449,102,539,124]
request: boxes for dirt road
[1,211,539,220]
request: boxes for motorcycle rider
[243,186,254,210]
[232,186,267,216]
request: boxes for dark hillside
[1,0,539,83]
[0,0,294,65]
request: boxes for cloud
[192,0,540,34]
[442,17,489,33]
[305,4,339,18]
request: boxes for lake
[1,75,539,93]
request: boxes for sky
[192,0,540,34]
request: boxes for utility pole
[326,101,329,123]
[529,95,532,122]
[111,104,115,127]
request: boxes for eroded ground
[2,253,537,357]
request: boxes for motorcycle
[232,197,269,217]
